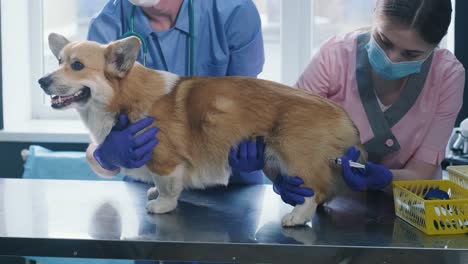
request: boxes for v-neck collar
[355,32,433,162]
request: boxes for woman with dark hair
[272,0,466,205]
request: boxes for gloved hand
[228,136,265,173]
[341,146,393,191]
[273,175,314,206]
[93,113,159,171]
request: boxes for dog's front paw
[281,212,311,227]
[147,186,159,200]
[146,197,177,214]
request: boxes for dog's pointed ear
[105,36,141,78]
[48,33,70,59]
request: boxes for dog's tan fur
[40,33,366,226]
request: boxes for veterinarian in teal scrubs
[87,2,266,264]
[87,0,266,189]
[88,1,266,263]
[88,0,264,77]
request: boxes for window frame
[28,0,316,119]
[0,0,88,143]
[30,0,81,120]
[0,1,3,129]
[280,0,313,86]
[0,0,457,143]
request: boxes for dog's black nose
[38,76,53,88]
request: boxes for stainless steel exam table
[0,178,467,263]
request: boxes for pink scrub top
[295,31,465,174]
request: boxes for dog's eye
[58,58,62,65]
[71,61,84,71]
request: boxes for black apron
[356,32,433,163]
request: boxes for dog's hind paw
[281,212,310,227]
[146,197,177,214]
[147,186,159,200]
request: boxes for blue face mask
[365,36,428,80]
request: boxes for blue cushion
[22,145,124,181]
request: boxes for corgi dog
[38,33,365,227]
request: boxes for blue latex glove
[93,114,159,171]
[341,146,393,191]
[273,175,315,206]
[228,136,265,173]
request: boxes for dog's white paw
[281,212,311,227]
[146,197,177,214]
[282,197,317,227]
[147,186,159,200]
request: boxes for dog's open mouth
[51,87,91,109]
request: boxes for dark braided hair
[376,0,452,45]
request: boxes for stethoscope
[120,0,195,75]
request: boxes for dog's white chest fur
[122,162,232,189]
[78,104,115,144]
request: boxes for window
[42,0,108,75]
[254,0,281,83]
[34,0,108,120]
[255,0,454,85]
[254,0,375,85]
[312,0,373,51]
[1,0,456,140]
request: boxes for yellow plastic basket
[393,179,468,235]
[447,165,468,189]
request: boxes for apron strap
[384,54,433,127]
[355,32,432,163]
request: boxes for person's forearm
[377,169,416,194]
[377,164,437,194]
[390,166,438,182]
[86,143,120,177]
[390,169,419,181]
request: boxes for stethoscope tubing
[120,0,194,75]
